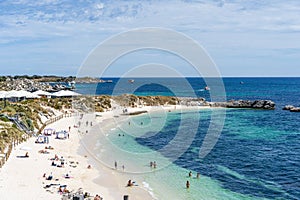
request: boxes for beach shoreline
[0,111,155,199]
[0,104,223,200]
[78,105,218,199]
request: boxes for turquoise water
[84,78,300,199]
[93,106,299,199]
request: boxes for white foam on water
[142,181,158,200]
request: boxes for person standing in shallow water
[114,161,117,170]
[188,171,192,177]
[153,161,157,168]
[186,180,190,189]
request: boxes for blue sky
[0,0,299,77]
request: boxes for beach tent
[35,135,49,144]
[32,90,52,98]
[51,90,81,98]
[43,128,56,136]
[56,131,68,139]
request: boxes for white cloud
[0,0,299,76]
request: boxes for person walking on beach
[114,161,118,170]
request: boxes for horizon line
[1,74,300,78]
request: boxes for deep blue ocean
[77,78,300,199]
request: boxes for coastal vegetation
[112,94,179,107]
[0,99,48,154]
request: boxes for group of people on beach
[114,161,125,171]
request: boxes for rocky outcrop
[283,105,300,112]
[283,105,295,110]
[209,100,275,110]
[290,107,300,112]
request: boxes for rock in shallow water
[210,100,276,110]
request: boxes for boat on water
[204,86,210,91]
[128,79,135,83]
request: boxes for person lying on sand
[58,185,69,193]
[46,174,53,180]
[94,194,102,200]
[64,173,72,179]
[127,179,134,187]
[127,179,137,187]
[38,149,49,154]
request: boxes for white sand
[0,113,154,199]
[0,105,211,200]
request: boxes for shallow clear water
[84,78,300,199]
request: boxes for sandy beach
[0,109,157,199]
[0,103,211,200]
